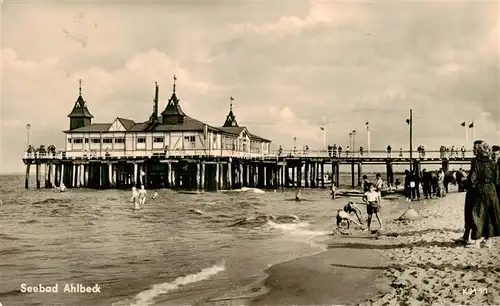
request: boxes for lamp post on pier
[293,137,297,155]
[352,130,357,155]
[406,109,413,171]
[26,124,31,150]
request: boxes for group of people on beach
[129,185,159,210]
[454,141,500,248]
[335,173,384,233]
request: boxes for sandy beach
[366,192,500,306]
[247,192,500,306]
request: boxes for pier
[21,78,475,191]
[22,149,473,190]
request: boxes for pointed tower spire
[223,96,238,127]
[173,74,177,93]
[68,79,94,130]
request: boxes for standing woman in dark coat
[492,145,500,203]
[458,141,500,248]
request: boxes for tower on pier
[67,79,94,130]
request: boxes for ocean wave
[231,187,266,194]
[32,198,70,205]
[229,214,300,228]
[127,263,226,306]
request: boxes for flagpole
[473,123,476,141]
[366,122,371,157]
[323,128,326,150]
[465,125,469,151]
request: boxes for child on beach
[342,201,364,225]
[295,188,302,201]
[138,185,147,208]
[130,187,139,210]
[363,184,384,232]
[336,209,363,230]
[330,183,337,199]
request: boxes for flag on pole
[469,122,474,128]
[461,122,466,127]
[320,127,325,131]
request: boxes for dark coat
[464,156,500,240]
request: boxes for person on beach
[330,182,337,200]
[492,145,500,205]
[404,170,412,201]
[59,182,67,192]
[362,175,371,192]
[411,170,421,201]
[138,185,147,208]
[336,209,363,230]
[422,169,433,199]
[455,169,465,192]
[436,169,446,197]
[130,186,139,210]
[295,188,302,201]
[455,140,500,248]
[343,200,364,225]
[375,173,383,200]
[363,184,384,232]
[152,191,159,199]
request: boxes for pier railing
[24,149,475,161]
[274,149,475,160]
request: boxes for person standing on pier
[332,144,337,157]
[386,145,392,158]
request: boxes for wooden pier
[22,149,473,190]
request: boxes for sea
[1,172,410,306]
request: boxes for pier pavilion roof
[67,94,94,118]
[63,79,271,143]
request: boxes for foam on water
[126,263,226,306]
[265,221,330,251]
[232,187,266,194]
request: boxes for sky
[1,0,499,173]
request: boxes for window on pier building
[114,138,125,144]
[184,136,196,149]
[73,138,83,144]
[153,137,164,143]
[85,138,89,143]
[91,138,101,143]
[68,138,72,143]
[103,138,113,144]
[137,137,146,143]
[223,136,233,150]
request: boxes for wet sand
[252,235,391,306]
